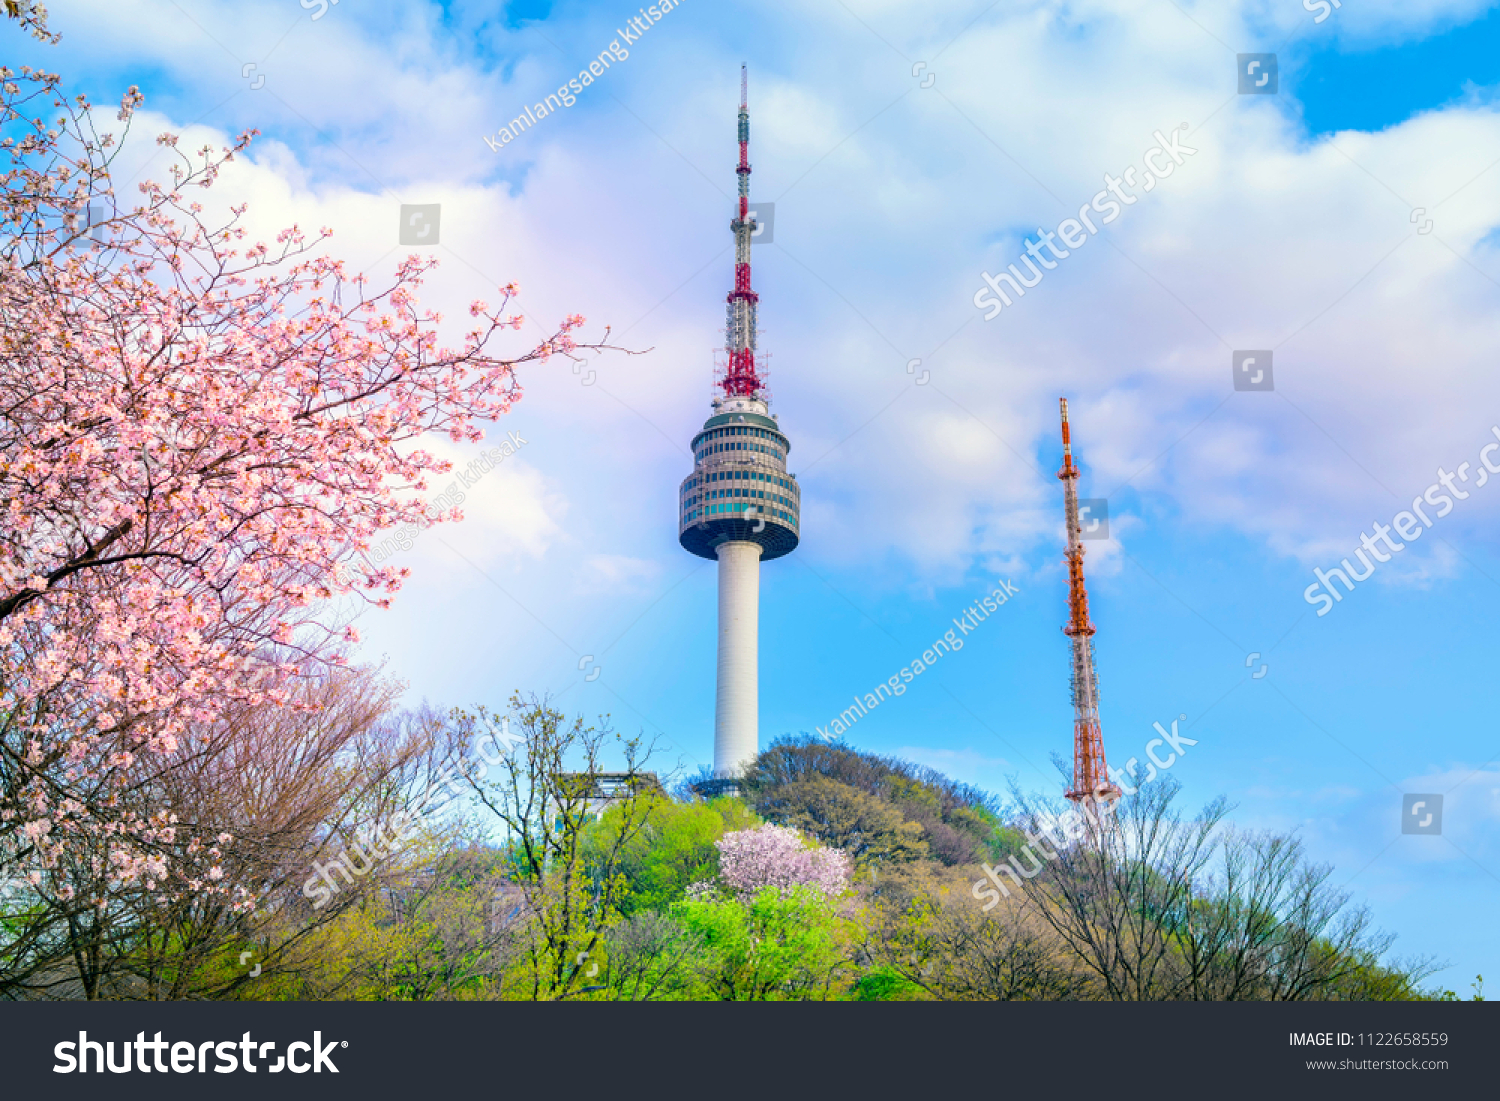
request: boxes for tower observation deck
[678,68,799,781]
[678,395,800,562]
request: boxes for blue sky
[18,0,1500,991]
[1296,3,1500,133]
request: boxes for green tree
[741,736,1005,866]
[446,694,659,1000]
[669,886,850,1000]
[754,775,927,868]
[586,797,758,915]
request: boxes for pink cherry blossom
[0,65,616,905]
[714,824,851,900]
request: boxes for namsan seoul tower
[679,67,800,781]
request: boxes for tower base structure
[691,777,744,800]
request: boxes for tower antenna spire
[1058,398,1121,817]
[724,64,761,397]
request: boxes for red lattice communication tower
[722,64,762,398]
[1058,398,1122,812]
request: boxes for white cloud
[48,0,1500,679]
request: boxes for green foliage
[741,736,1002,866]
[1432,974,1484,1001]
[15,698,1453,1002]
[753,775,928,867]
[585,796,759,914]
[985,824,1029,863]
[854,965,929,1001]
[668,886,848,1000]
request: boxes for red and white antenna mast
[1058,398,1121,815]
[722,64,762,398]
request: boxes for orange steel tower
[1057,398,1121,811]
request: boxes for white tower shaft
[714,540,762,777]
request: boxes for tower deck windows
[680,399,798,562]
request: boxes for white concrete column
[714,540,762,777]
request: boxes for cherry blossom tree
[0,63,615,931]
[713,824,851,901]
[4,0,56,44]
